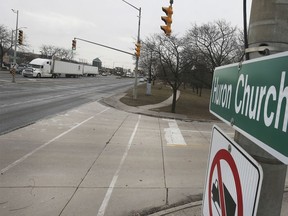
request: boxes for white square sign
[202,125,263,216]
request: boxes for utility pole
[12,9,19,66]
[236,0,288,215]
[134,7,141,99]
[122,0,141,99]
[146,50,153,96]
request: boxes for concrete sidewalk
[101,91,190,121]
[100,92,288,216]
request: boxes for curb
[147,201,202,216]
[147,189,288,216]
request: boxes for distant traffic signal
[18,30,23,45]
[135,42,141,57]
[160,6,173,36]
[72,39,76,50]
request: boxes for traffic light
[72,39,76,50]
[135,42,141,57]
[18,30,23,45]
[160,6,173,36]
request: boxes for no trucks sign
[202,126,263,216]
[209,52,288,164]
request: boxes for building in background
[92,58,102,69]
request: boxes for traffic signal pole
[133,7,141,99]
[11,9,19,83]
[12,9,19,66]
[235,0,288,214]
[73,38,134,56]
[122,0,141,99]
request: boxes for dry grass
[154,87,217,120]
[120,82,217,121]
[120,82,172,107]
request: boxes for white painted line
[0,107,110,174]
[181,130,235,135]
[181,129,234,135]
[163,119,186,146]
[97,115,141,216]
[181,130,211,133]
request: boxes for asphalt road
[0,71,134,135]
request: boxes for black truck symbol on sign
[212,180,236,216]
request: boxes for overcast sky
[2,0,252,70]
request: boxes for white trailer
[52,60,83,78]
[83,65,99,77]
[22,58,98,78]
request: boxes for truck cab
[23,58,52,78]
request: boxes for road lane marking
[97,115,141,216]
[0,107,110,174]
[163,119,186,146]
[181,129,234,135]
[0,79,11,82]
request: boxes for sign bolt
[230,118,234,126]
[228,144,232,153]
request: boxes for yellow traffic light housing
[72,39,76,50]
[160,6,173,36]
[135,42,141,57]
[18,30,23,45]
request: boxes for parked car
[22,66,34,77]
[16,64,27,74]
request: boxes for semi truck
[22,58,99,78]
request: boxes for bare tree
[39,45,73,60]
[144,34,190,113]
[0,25,13,67]
[185,20,243,73]
[57,48,73,60]
[139,38,158,84]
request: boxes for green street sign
[210,52,288,164]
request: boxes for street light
[122,0,141,99]
[11,9,19,65]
